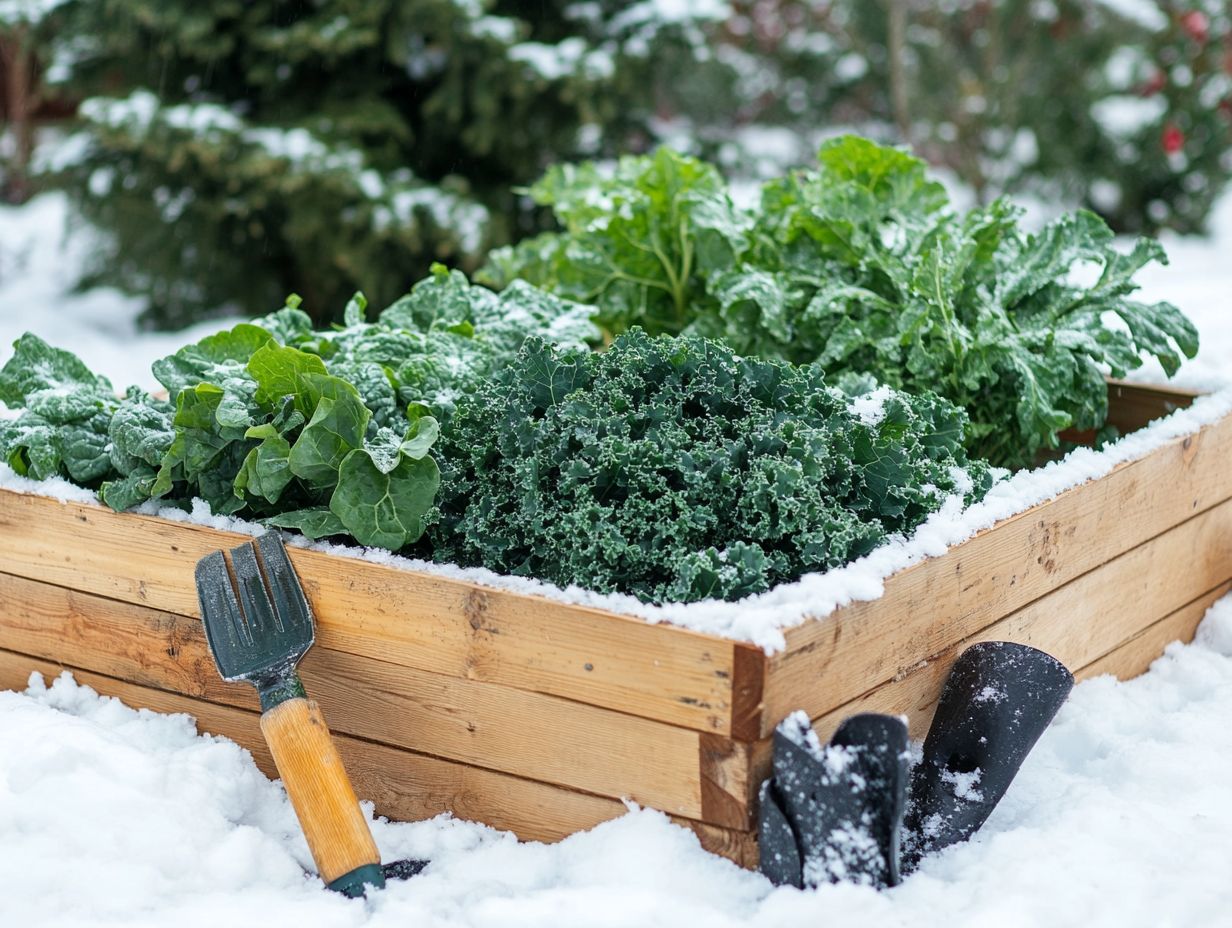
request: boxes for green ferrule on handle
[257,672,308,713]
[327,863,386,898]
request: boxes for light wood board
[0,647,756,864]
[0,490,752,735]
[761,403,1231,736]
[0,570,744,824]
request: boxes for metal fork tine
[231,541,279,636]
[195,551,253,655]
[256,533,314,636]
[196,534,315,683]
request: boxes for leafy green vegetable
[483,137,1199,468]
[0,333,113,407]
[0,334,120,483]
[0,270,597,552]
[430,330,992,604]
[331,450,441,550]
[482,149,749,338]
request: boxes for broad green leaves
[0,333,113,406]
[151,324,274,399]
[248,342,329,409]
[487,136,1200,468]
[0,271,589,553]
[481,149,749,337]
[235,432,293,504]
[287,391,371,490]
[0,334,119,484]
[330,451,440,550]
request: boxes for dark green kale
[482,137,1199,469]
[430,329,992,604]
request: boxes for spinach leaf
[1,270,592,559]
[0,333,113,406]
[330,450,440,550]
[287,391,371,491]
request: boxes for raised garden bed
[0,379,1224,868]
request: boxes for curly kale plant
[482,137,1199,469]
[0,267,596,550]
[430,330,992,604]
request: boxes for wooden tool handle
[260,698,382,888]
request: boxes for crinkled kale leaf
[430,329,992,604]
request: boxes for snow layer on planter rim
[4,385,1229,653]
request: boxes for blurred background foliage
[1,0,1230,328]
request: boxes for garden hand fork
[195,532,386,897]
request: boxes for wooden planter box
[0,380,1224,867]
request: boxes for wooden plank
[0,571,716,821]
[806,578,1230,748]
[793,494,1232,744]
[1106,379,1200,435]
[761,405,1232,737]
[0,489,744,734]
[0,646,624,843]
[0,647,756,864]
[1078,585,1222,682]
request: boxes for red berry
[1180,10,1209,44]
[1162,123,1185,154]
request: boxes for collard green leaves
[0,271,597,551]
[481,149,750,337]
[431,330,991,604]
[484,136,1199,468]
[0,334,120,483]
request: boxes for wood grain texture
[1077,583,1226,683]
[0,490,738,733]
[0,647,759,864]
[762,403,1231,737]
[0,571,707,819]
[0,647,633,842]
[260,697,381,884]
[698,734,756,830]
[795,494,1232,743]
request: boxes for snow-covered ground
[4,186,1232,926]
[5,604,1232,927]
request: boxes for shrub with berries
[657,0,1232,235]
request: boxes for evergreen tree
[40,0,723,326]
[0,0,67,203]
